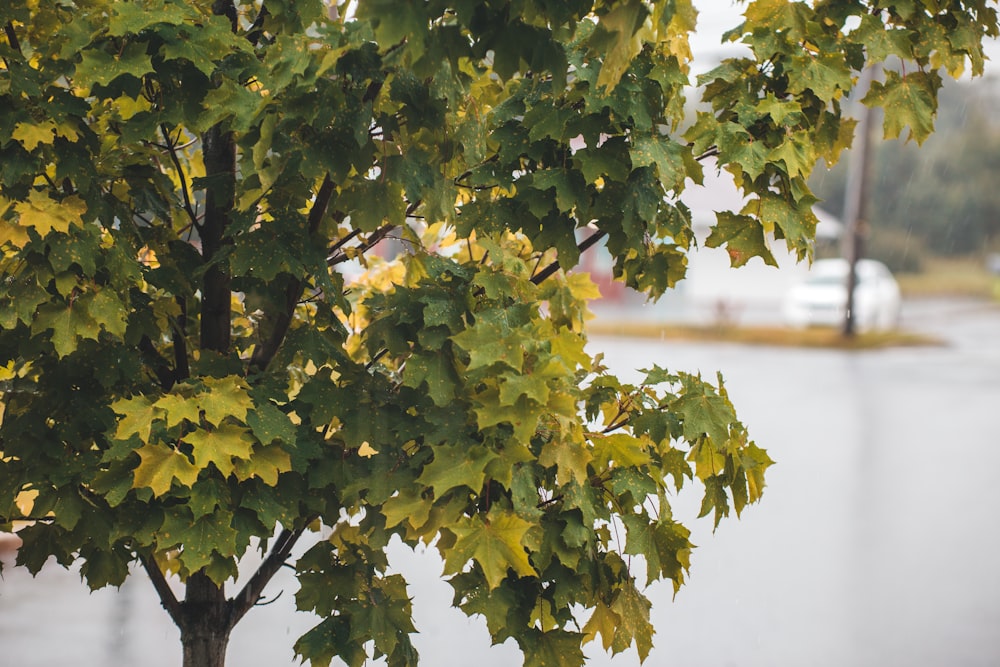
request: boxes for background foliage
[812,76,1000,270]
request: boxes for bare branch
[140,554,184,628]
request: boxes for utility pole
[841,64,880,337]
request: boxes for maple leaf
[610,583,654,661]
[451,318,525,372]
[199,376,253,425]
[590,433,652,468]
[704,212,777,269]
[401,351,458,407]
[863,69,941,144]
[111,396,162,442]
[132,443,199,496]
[444,510,536,589]
[183,424,255,477]
[673,374,737,446]
[12,121,59,151]
[595,0,650,91]
[179,512,239,577]
[13,191,86,239]
[521,629,587,667]
[231,444,292,485]
[417,444,499,498]
[621,514,693,587]
[582,602,621,651]
[538,438,593,486]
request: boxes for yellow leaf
[13,191,87,238]
[111,395,162,442]
[582,601,621,650]
[199,375,253,425]
[231,443,291,485]
[443,510,536,589]
[132,443,199,496]
[183,423,255,477]
[12,121,58,150]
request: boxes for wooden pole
[841,64,881,337]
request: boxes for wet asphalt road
[1,299,998,667]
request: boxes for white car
[783,258,901,331]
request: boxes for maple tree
[0,1,995,666]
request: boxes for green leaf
[538,438,593,486]
[863,70,941,144]
[417,444,498,498]
[31,300,100,357]
[704,212,777,268]
[610,583,654,661]
[246,399,297,446]
[451,319,525,372]
[673,375,736,446]
[522,629,587,667]
[180,512,239,578]
[401,351,458,407]
[621,514,693,587]
[75,42,154,88]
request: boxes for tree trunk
[180,573,232,667]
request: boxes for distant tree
[813,77,1000,261]
[1,2,995,667]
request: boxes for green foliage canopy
[0,1,995,666]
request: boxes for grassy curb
[585,321,944,349]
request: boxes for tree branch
[141,553,184,628]
[4,21,22,57]
[173,296,190,381]
[245,3,269,46]
[160,124,200,230]
[248,175,335,374]
[139,335,176,391]
[227,523,311,627]
[200,123,237,354]
[531,228,607,285]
